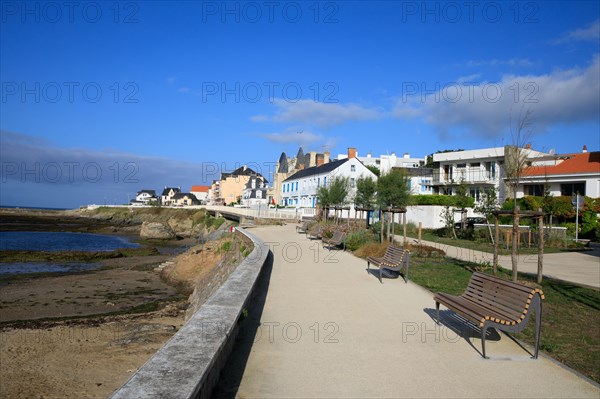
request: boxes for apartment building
[432,146,550,204]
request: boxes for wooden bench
[307,225,323,240]
[367,245,409,284]
[434,272,544,359]
[322,230,346,251]
[296,221,309,234]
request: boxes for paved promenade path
[222,224,599,398]
[408,237,600,289]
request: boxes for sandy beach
[0,207,237,398]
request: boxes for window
[256,190,262,198]
[295,182,298,191]
[323,177,327,186]
[525,184,544,196]
[560,182,585,196]
[470,187,481,201]
[485,161,496,179]
[351,178,355,187]
[350,165,356,172]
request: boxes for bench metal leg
[481,325,490,359]
[435,302,440,324]
[532,295,543,359]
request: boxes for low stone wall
[184,232,254,320]
[111,227,270,399]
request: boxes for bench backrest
[332,230,345,241]
[382,245,407,265]
[464,272,544,323]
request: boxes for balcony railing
[433,170,497,185]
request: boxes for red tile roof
[524,151,600,177]
[190,185,210,192]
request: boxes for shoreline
[0,207,237,398]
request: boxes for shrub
[213,217,226,230]
[345,229,376,251]
[221,241,231,252]
[411,194,474,207]
[353,242,389,259]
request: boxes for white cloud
[257,127,338,149]
[394,56,600,137]
[252,99,384,129]
[166,76,176,85]
[552,19,600,44]
[0,131,223,208]
[177,86,190,93]
[464,58,534,68]
[250,115,269,122]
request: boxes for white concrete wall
[517,175,600,198]
[405,205,480,229]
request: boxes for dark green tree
[354,176,377,226]
[376,169,411,241]
[316,177,350,221]
[366,165,380,177]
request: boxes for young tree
[505,107,534,281]
[316,176,350,221]
[355,176,377,226]
[474,187,498,243]
[376,169,411,242]
[454,179,470,230]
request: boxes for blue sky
[1,1,599,208]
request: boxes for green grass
[410,256,600,383]
[409,231,583,255]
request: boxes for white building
[402,168,434,195]
[432,146,550,204]
[337,150,425,175]
[130,189,157,205]
[161,187,181,206]
[241,175,269,207]
[190,185,210,204]
[282,148,377,208]
[518,147,599,198]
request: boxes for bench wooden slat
[464,284,530,312]
[436,293,519,324]
[469,281,534,306]
[462,291,525,322]
[472,273,536,294]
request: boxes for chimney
[243,165,247,171]
[403,153,410,159]
[525,143,531,149]
[324,151,330,164]
[316,154,324,167]
[348,147,357,159]
[583,145,588,153]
